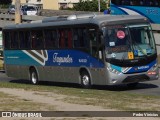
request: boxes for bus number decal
[53,53,73,65]
[79,59,87,63]
[146,9,158,15]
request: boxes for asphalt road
[0,70,160,96]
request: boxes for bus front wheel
[30,69,39,85]
[80,71,91,89]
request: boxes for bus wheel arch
[29,66,39,85]
[79,68,92,88]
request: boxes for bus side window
[59,30,65,48]
[11,31,19,49]
[112,0,159,6]
[19,31,31,49]
[140,0,144,5]
[59,29,73,49]
[68,30,72,48]
[78,29,84,47]
[89,31,97,57]
[124,0,130,5]
[44,30,57,49]
[31,30,44,49]
[73,28,87,48]
[155,0,159,6]
[52,30,58,48]
[112,0,121,5]
[4,32,10,49]
[73,30,79,47]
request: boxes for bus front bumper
[107,69,159,85]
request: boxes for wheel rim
[82,75,89,86]
[31,72,37,84]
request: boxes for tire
[127,82,138,88]
[80,71,91,88]
[30,69,39,85]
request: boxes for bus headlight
[107,67,121,75]
[147,63,157,75]
[150,63,157,71]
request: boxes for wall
[12,0,81,10]
[12,0,27,4]
[43,0,59,10]
[58,0,88,8]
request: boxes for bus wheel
[80,71,91,88]
[30,69,39,85]
[127,82,138,88]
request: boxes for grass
[0,59,4,70]
[0,82,160,111]
[63,90,160,111]
[0,91,56,111]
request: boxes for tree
[73,0,107,12]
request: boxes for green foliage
[73,0,107,12]
[0,0,12,8]
[0,0,12,5]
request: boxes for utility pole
[98,0,101,12]
[15,0,21,24]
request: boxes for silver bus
[3,14,159,88]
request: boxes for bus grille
[122,74,150,83]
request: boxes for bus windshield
[104,24,156,63]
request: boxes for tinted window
[31,30,44,49]
[19,31,31,49]
[4,32,10,49]
[58,29,73,48]
[88,29,98,57]
[111,0,160,6]
[44,30,57,49]
[73,28,88,48]
[10,31,19,49]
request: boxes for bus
[3,14,159,88]
[110,0,160,24]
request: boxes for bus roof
[3,14,149,30]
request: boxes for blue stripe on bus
[4,50,41,66]
[111,60,156,74]
[4,50,105,68]
[111,5,159,23]
[111,5,129,15]
[126,60,156,73]
[4,50,157,73]
[120,6,154,23]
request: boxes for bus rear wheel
[80,71,91,89]
[30,69,39,85]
